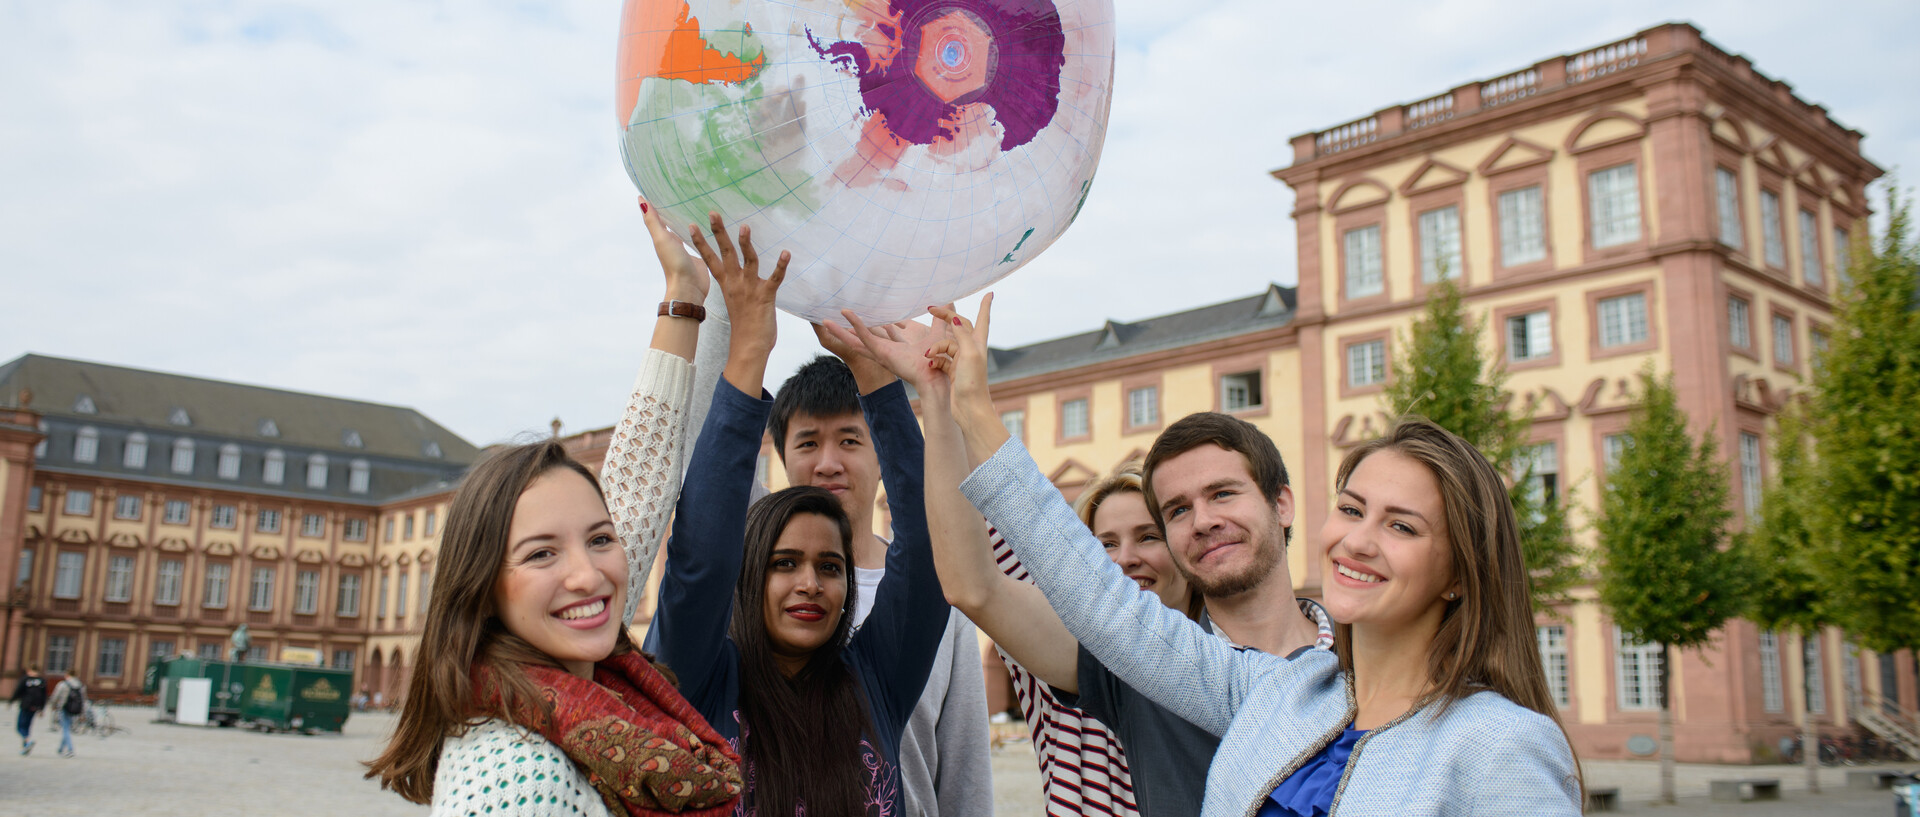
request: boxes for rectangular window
[197,643,220,661]
[302,513,325,538]
[1740,432,1764,516]
[1497,186,1546,266]
[46,635,75,675]
[1221,371,1263,411]
[349,460,370,494]
[384,518,395,543]
[1538,626,1570,706]
[378,573,390,618]
[247,646,268,663]
[115,495,142,520]
[424,510,437,538]
[1588,163,1641,248]
[148,640,175,667]
[307,456,329,489]
[396,573,410,619]
[1517,442,1560,513]
[250,567,275,611]
[106,555,135,602]
[1805,635,1827,714]
[55,552,85,598]
[204,563,230,609]
[1000,410,1025,441]
[257,509,281,534]
[344,518,368,542]
[1506,311,1552,362]
[1772,314,1795,366]
[155,559,183,605]
[15,549,30,590]
[1834,227,1852,287]
[1615,628,1663,710]
[1799,210,1823,286]
[1597,292,1649,349]
[98,638,127,677]
[1060,398,1090,439]
[124,435,148,470]
[1728,297,1752,350]
[1418,205,1462,283]
[1759,631,1785,713]
[419,571,431,615]
[1343,225,1383,298]
[332,650,355,671]
[295,570,320,615]
[210,505,237,529]
[65,489,93,516]
[337,574,362,617]
[164,500,190,525]
[262,452,284,485]
[27,486,41,511]
[1603,433,1630,473]
[171,440,195,474]
[403,515,415,540]
[1127,386,1158,429]
[1347,340,1387,387]
[217,446,241,480]
[1760,190,1786,268]
[74,430,98,464]
[1715,167,1743,248]
[1811,330,1829,365]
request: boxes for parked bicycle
[71,701,129,739]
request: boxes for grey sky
[3,1,1913,446]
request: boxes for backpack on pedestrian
[60,680,85,716]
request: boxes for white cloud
[3,1,1914,445]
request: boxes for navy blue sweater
[646,378,949,816]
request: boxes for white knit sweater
[431,719,613,817]
[431,348,697,816]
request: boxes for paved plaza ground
[4,705,1911,816]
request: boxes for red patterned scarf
[474,650,742,816]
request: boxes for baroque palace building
[0,354,477,702]
[974,22,1913,763]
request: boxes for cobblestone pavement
[7,704,1911,816]
[3,704,423,817]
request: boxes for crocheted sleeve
[432,719,613,817]
[601,348,696,625]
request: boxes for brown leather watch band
[658,300,707,322]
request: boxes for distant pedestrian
[9,664,48,755]
[46,673,85,758]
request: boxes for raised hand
[811,320,896,395]
[927,295,1007,465]
[825,310,948,396]
[639,198,709,304]
[688,212,790,394]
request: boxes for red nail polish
[640,201,650,213]
[952,317,963,326]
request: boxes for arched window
[263,449,285,485]
[73,426,99,464]
[218,443,242,480]
[124,432,148,470]
[170,438,196,474]
[34,421,48,459]
[349,459,370,494]
[306,453,329,489]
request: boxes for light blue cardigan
[960,437,1581,816]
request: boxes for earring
[1445,591,1459,600]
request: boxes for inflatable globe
[617,0,1115,324]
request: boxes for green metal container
[149,656,246,726]
[237,662,352,733]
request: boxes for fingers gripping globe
[617,0,1115,324]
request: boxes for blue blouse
[1257,726,1368,817]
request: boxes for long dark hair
[1333,418,1581,792]
[365,440,637,803]
[731,486,873,817]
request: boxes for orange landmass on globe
[616,0,767,128]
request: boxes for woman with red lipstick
[644,212,951,816]
[366,202,752,816]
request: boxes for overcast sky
[4,1,1914,446]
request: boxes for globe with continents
[617,0,1115,324]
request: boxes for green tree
[1803,190,1920,657]
[1742,403,1826,789]
[1385,278,1580,607]
[1594,368,1746,804]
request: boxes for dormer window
[169,408,192,427]
[73,395,96,414]
[424,441,442,459]
[259,419,279,438]
[307,453,329,489]
[343,430,364,449]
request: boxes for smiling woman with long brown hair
[363,203,752,816]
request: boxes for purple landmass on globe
[808,0,1065,151]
